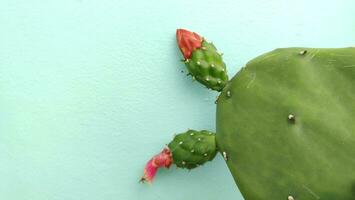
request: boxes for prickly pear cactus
[216,47,355,200]
[142,29,355,200]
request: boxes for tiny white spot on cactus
[227,90,231,97]
[182,161,186,165]
[221,68,225,72]
[190,149,195,153]
[206,77,210,82]
[299,50,307,55]
[201,47,207,50]
[288,114,296,123]
[192,76,196,80]
[197,138,202,141]
[217,80,222,84]
[210,64,215,68]
[204,153,208,156]
[209,132,213,135]
[179,141,183,145]
[223,151,228,161]
[190,132,194,136]
[288,195,294,200]
[196,61,201,65]
[185,59,190,63]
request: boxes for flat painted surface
[0,1,354,200]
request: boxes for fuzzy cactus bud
[141,130,217,183]
[176,29,229,91]
[140,147,173,183]
[176,29,203,59]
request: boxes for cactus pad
[216,47,355,200]
[185,41,229,91]
[168,130,217,169]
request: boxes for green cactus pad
[216,48,355,200]
[185,41,228,91]
[168,130,217,169]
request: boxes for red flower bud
[176,29,203,59]
[140,147,173,183]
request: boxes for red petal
[176,29,203,59]
[141,147,173,183]
[141,159,158,183]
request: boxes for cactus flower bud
[140,147,172,183]
[176,29,203,59]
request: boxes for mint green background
[1,1,354,200]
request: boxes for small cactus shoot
[177,29,228,91]
[142,29,355,200]
[142,130,217,182]
[168,130,217,169]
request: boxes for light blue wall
[1,1,354,199]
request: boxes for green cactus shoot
[141,29,355,200]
